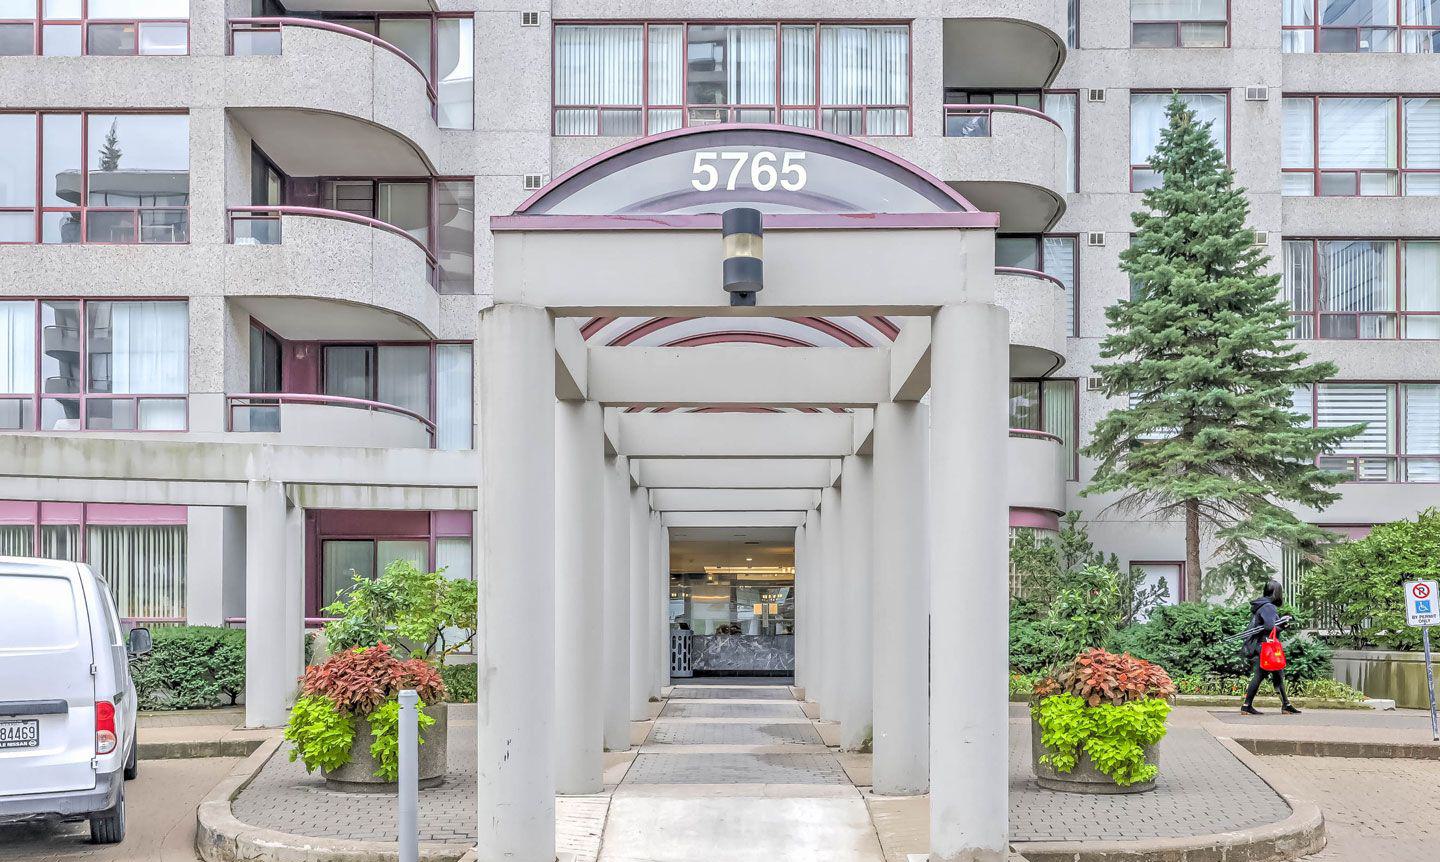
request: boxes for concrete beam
[890,316,932,401]
[587,346,890,407]
[288,483,477,511]
[649,489,821,512]
[616,413,855,459]
[554,317,588,400]
[603,407,620,457]
[635,458,837,489]
[0,476,245,507]
[660,511,808,528]
[853,409,875,456]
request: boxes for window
[0,0,189,56]
[995,234,1078,336]
[1284,239,1440,338]
[1298,382,1440,481]
[316,177,473,292]
[1068,0,1079,48]
[1282,95,1440,196]
[1283,1,1440,53]
[311,509,473,618]
[1131,562,1182,607]
[1130,91,1228,190]
[1008,378,1079,480]
[1131,1,1228,47]
[553,22,911,136]
[0,111,188,244]
[0,299,186,431]
[943,90,1079,193]
[319,342,471,449]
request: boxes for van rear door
[0,563,97,797]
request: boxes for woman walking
[1241,579,1300,716]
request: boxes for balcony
[225,18,439,176]
[939,105,1067,232]
[1008,429,1067,515]
[995,267,1067,377]
[943,6,1068,90]
[226,207,439,339]
[227,394,434,449]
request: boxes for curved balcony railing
[227,17,437,118]
[1009,427,1064,445]
[943,104,1062,138]
[227,392,436,447]
[1008,427,1067,514]
[994,266,1066,292]
[227,205,439,288]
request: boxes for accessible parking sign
[1406,580,1440,627]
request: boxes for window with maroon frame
[995,234,1079,336]
[0,298,188,431]
[1008,378,1079,481]
[1282,95,1440,196]
[1282,1,1440,53]
[1130,91,1228,190]
[1294,381,1440,482]
[1131,0,1229,48]
[1284,239,1440,339]
[0,111,189,244]
[552,21,911,136]
[0,0,188,56]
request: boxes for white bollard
[398,689,419,862]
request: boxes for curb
[140,739,268,760]
[1232,736,1440,760]
[1012,737,1325,862]
[194,736,472,862]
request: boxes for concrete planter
[323,702,448,792]
[1029,715,1158,795]
[1333,649,1435,710]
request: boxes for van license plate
[0,719,39,749]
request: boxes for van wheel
[89,786,126,845]
[124,739,138,780]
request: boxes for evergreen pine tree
[99,120,122,171]
[1081,94,1361,601]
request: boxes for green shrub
[131,626,245,710]
[1033,692,1170,786]
[1009,671,1042,699]
[284,695,355,773]
[1109,602,1333,683]
[365,699,437,781]
[1171,674,1363,702]
[440,663,477,703]
[323,559,477,660]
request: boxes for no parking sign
[1405,580,1440,627]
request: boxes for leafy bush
[440,663,477,703]
[1034,693,1170,786]
[323,559,477,659]
[1034,648,1176,706]
[1108,602,1333,683]
[1171,674,1364,702]
[365,699,437,781]
[1009,671,1042,699]
[300,644,446,715]
[1045,566,1121,666]
[1303,508,1440,650]
[284,695,355,773]
[131,626,245,710]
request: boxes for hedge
[131,626,246,710]
[440,663,477,703]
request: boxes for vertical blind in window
[1404,242,1440,337]
[1043,237,1078,336]
[87,524,186,621]
[1319,98,1396,169]
[435,343,472,450]
[1131,0,1226,17]
[1406,384,1440,480]
[1045,92,1079,192]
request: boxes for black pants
[1244,659,1289,706]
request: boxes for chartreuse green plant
[365,700,437,781]
[284,695,355,773]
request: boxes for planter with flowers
[1030,648,1176,794]
[282,560,475,791]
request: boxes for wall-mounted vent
[1086,377,1105,392]
[523,174,545,190]
[1252,230,1269,246]
[1087,88,1106,103]
[1086,232,1106,247]
[1244,86,1269,102]
[521,12,541,27]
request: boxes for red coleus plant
[1033,648,1176,707]
[300,643,447,715]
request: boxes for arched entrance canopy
[515,124,981,216]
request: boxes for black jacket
[1243,598,1284,659]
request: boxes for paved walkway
[1262,755,1440,862]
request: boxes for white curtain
[377,345,431,418]
[1282,98,1315,168]
[1044,93,1079,192]
[1131,0,1226,19]
[1042,380,1078,479]
[1283,1,1314,25]
[554,25,642,106]
[781,25,816,106]
[1404,242,1440,336]
[1130,92,1227,165]
[86,524,186,621]
[0,301,35,393]
[1318,97,1396,168]
[322,540,373,608]
[106,301,187,394]
[728,26,775,106]
[324,346,372,401]
[435,536,473,653]
[1408,1,1440,24]
[820,25,908,106]
[1319,240,1395,311]
[0,525,32,557]
[1044,236,1078,336]
[435,343,472,450]
[648,25,683,105]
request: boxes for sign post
[1402,580,1440,741]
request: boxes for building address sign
[690,151,809,193]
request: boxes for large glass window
[943,90,1079,193]
[1283,1,1440,53]
[553,22,910,136]
[320,342,472,450]
[1284,239,1440,338]
[0,111,188,244]
[313,510,471,615]
[1130,91,1228,190]
[1300,382,1440,481]
[670,570,794,636]
[319,177,473,292]
[1280,95,1440,195]
[1131,0,1229,48]
[995,234,1079,336]
[0,1,188,56]
[0,298,186,431]
[1008,378,1079,480]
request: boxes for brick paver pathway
[658,700,807,719]
[625,752,850,784]
[1263,756,1440,862]
[648,720,822,745]
[670,685,794,700]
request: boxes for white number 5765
[691,151,807,192]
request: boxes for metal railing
[995,266,1067,292]
[227,205,440,288]
[226,392,437,446]
[942,103,1062,138]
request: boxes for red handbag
[1260,628,1287,671]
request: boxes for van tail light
[95,701,117,755]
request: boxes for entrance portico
[478,125,1013,862]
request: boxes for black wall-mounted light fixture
[722,207,763,307]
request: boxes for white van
[0,557,151,843]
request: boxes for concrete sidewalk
[138,707,276,759]
[1201,706,1440,758]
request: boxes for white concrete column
[476,303,556,862]
[657,520,671,690]
[628,484,651,719]
[872,401,931,795]
[818,485,843,719]
[283,501,305,682]
[554,399,604,794]
[602,454,632,751]
[791,523,807,692]
[929,303,1010,862]
[802,509,820,702]
[243,480,288,728]
[839,454,874,751]
[650,511,666,695]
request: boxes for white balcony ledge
[1008,429,1067,515]
[996,267,1068,377]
